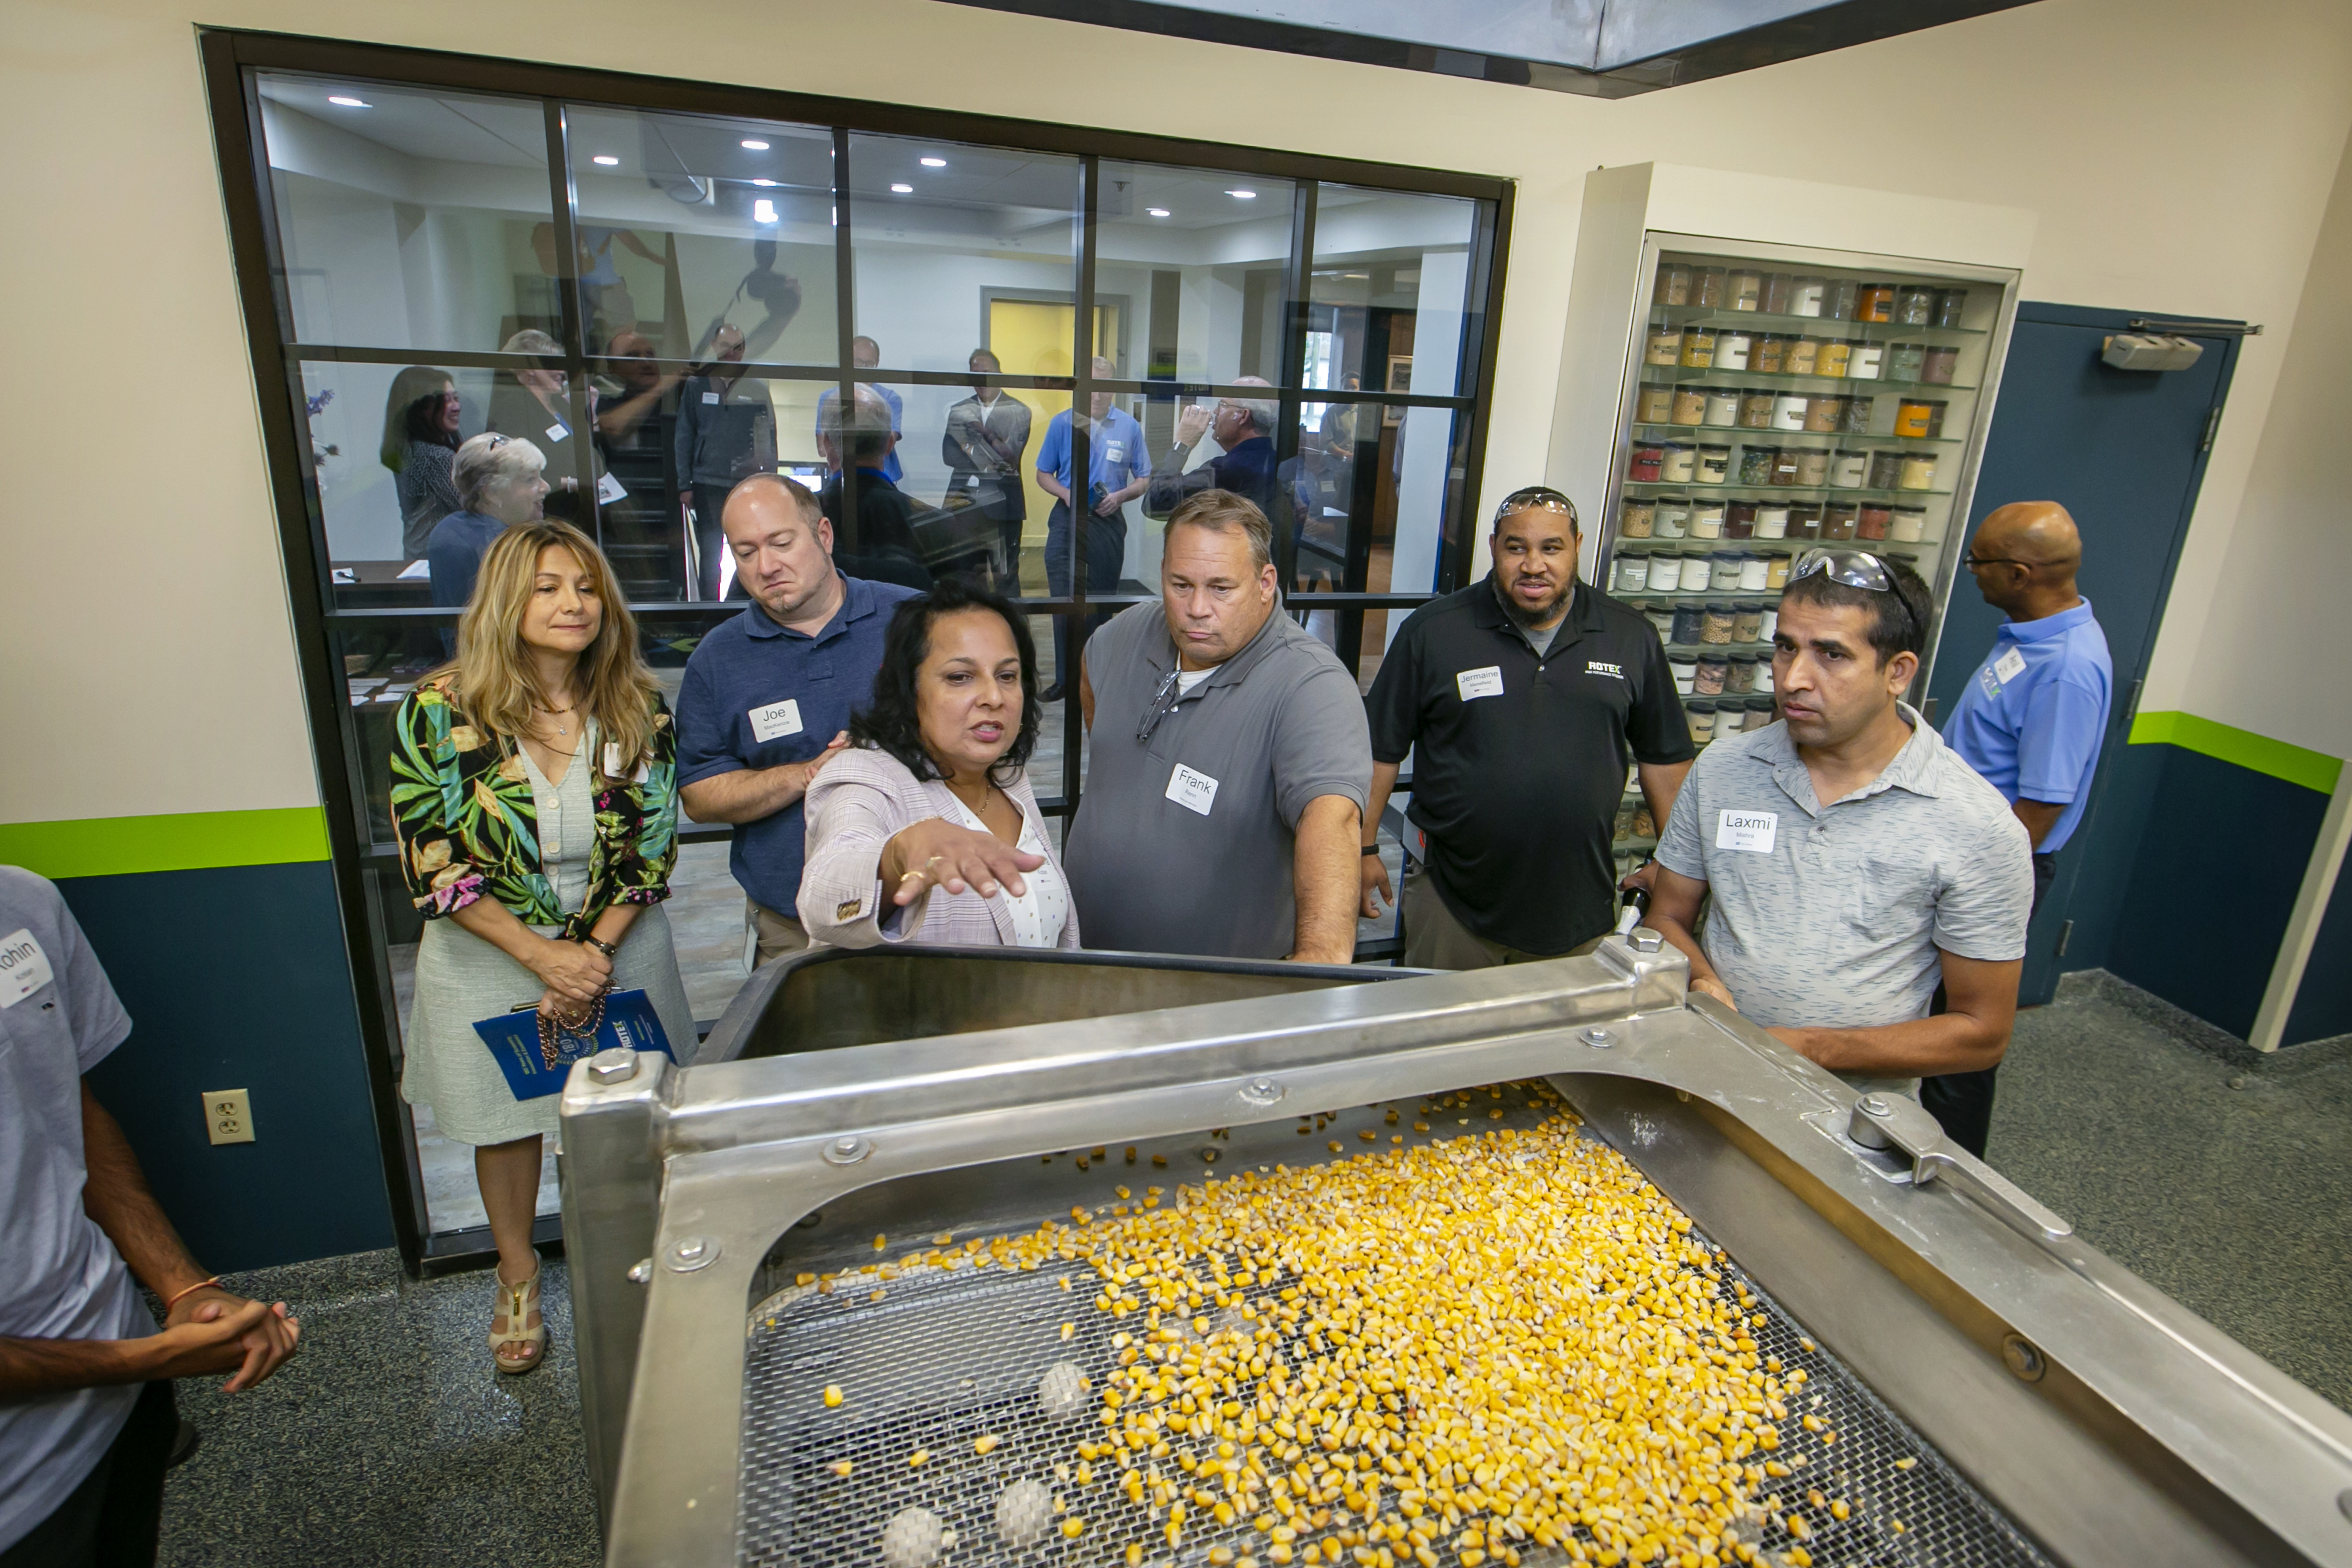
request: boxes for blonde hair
[439,522,661,777]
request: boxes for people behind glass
[1036,357,1151,701]
[814,336,905,484]
[941,347,1033,594]
[676,476,919,963]
[817,383,930,591]
[800,579,1078,951]
[382,366,463,560]
[675,323,777,600]
[1146,377,1284,526]
[592,329,689,600]
[429,435,548,646]
[390,521,695,1375]
[486,329,589,522]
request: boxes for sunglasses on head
[1788,547,1918,642]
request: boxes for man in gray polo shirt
[1648,551,2033,1099]
[1068,489,1371,962]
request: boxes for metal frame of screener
[560,933,2352,1567]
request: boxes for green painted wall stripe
[2129,711,2342,795]
[0,808,332,880]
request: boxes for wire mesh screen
[739,1081,2054,1568]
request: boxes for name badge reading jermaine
[0,928,54,1008]
[1166,763,1220,817]
[749,699,804,743]
[1456,666,1505,701]
[1716,810,1778,854]
[1992,645,2028,686]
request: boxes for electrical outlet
[204,1089,255,1146]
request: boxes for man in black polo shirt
[1362,487,1694,967]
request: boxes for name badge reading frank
[1166,763,1220,817]
[1716,810,1778,854]
[749,699,804,743]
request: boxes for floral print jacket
[390,675,679,939]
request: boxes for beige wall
[7,0,2352,825]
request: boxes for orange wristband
[161,1276,221,1312]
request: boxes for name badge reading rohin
[1166,763,1220,817]
[1992,646,2028,686]
[1456,666,1505,701]
[749,699,804,743]
[0,928,54,1008]
[1716,810,1778,853]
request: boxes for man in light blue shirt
[812,336,904,484]
[1927,501,2113,1156]
[1035,357,1152,698]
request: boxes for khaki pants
[1401,872,1605,970]
[749,900,812,967]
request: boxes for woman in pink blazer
[800,578,1080,950]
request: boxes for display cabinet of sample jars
[1592,239,2022,872]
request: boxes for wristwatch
[1360,845,1383,857]
[580,935,619,958]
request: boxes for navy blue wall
[2284,855,2352,1046]
[2098,745,2327,1040]
[58,861,395,1272]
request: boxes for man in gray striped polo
[1646,551,2033,1104]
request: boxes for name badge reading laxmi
[1455,666,1505,701]
[1166,763,1220,817]
[1716,810,1778,853]
[749,699,804,743]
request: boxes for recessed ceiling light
[1226,189,1257,199]
[890,183,914,194]
[751,178,778,187]
[1343,272,1369,279]
[327,95,370,108]
[592,154,620,167]
[753,199,779,224]
[741,138,770,151]
[1147,208,1171,218]
[920,157,947,168]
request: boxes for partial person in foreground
[676,476,919,964]
[800,579,1078,951]
[1924,501,2113,1156]
[1645,549,2034,1102]
[392,522,695,1375]
[0,867,299,1568]
[1067,490,1371,964]
[1362,486,1693,968]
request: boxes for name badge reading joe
[1166,763,1220,817]
[749,699,804,743]
[1716,810,1778,853]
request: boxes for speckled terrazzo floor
[153,985,2349,1563]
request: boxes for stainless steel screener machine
[560,933,2352,1567]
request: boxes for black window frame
[199,27,1514,1276]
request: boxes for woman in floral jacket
[391,520,694,1374]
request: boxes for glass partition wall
[205,32,1510,1272]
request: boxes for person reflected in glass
[593,329,689,600]
[817,385,930,590]
[813,336,905,484]
[675,323,777,600]
[941,348,1033,594]
[382,366,463,561]
[800,579,1078,951]
[429,435,550,655]
[487,329,592,524]
[1036,357,1151,700]
[391,520,695,1374]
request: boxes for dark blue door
[1927,304,2242,1004]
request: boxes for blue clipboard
[471,989,676,1101]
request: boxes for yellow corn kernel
[1063,1322,1077,1341]
[822,1386,843,1407]
[1128,1546,1145,1567]
[872,1234,886,1251]
[827,1460,853,1477]
[1270,1548,1295,1565]
[1064,1519,1086,1539]
[795,1272,816,1286]
[1210,1550,1236,1566]
[909,1449,929,1467]
[975,1435,1000,1456]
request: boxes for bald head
[1967,501,2085,619]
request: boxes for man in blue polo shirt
[1927,500,2113,1156]
[676,474,918,962]
[1036,357,1151,699]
